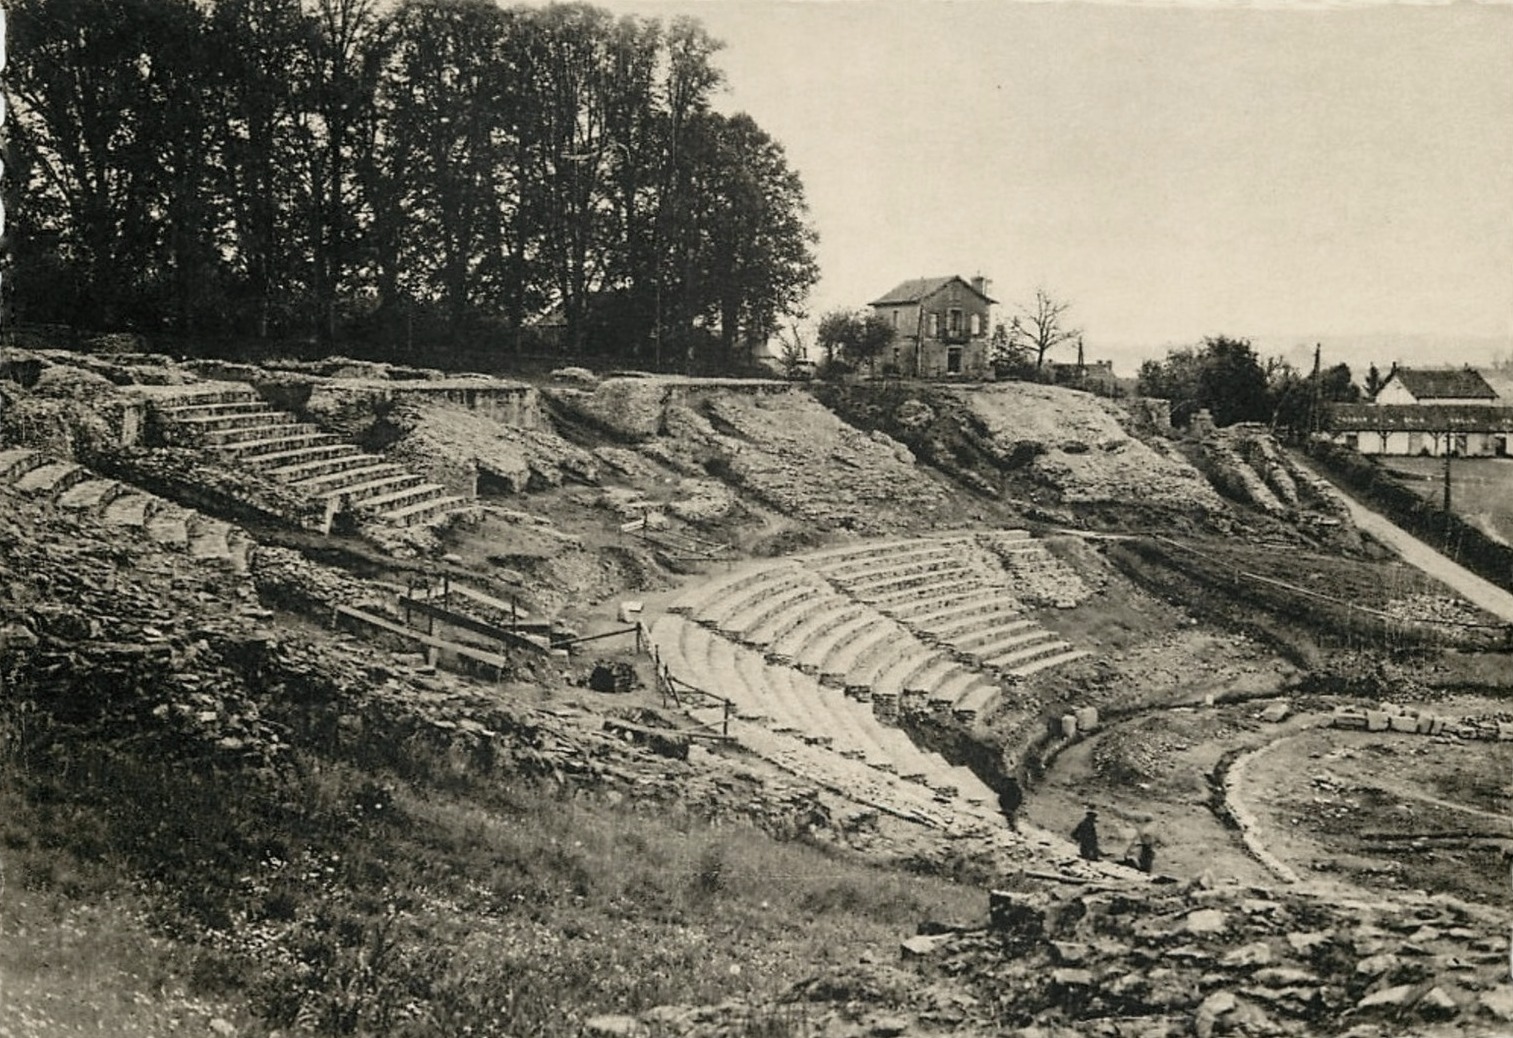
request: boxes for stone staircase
[0,448,253,572]
[142,384,469,532]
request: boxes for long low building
[1328,403,1513,457]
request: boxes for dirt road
[1312,468,1513,622]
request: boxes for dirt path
[1305,460,1513,621]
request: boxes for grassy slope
[1,739,984,1038]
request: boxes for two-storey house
[869,275,995,378]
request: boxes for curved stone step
[145,506,191,548]
[983,637,1073,672]
[842,559,976,597]
[821,547,960,586]
[846,635,929,695]
[102,492,157,528]
[156,400,271,421]
[0,448,47,482]
[288,460,405,492]
[793,610,879,675]
[719,582,818,640]
[820,621,904,684]
[321,472,425,508]
[699,571,808,629]
[377,493,468,528]
[56,478,127,516]
[1005,648,1091,679]
[958,626,1059,661]
[15,461,89,497]
[952,682,1003,723]
[868,575,986,609]
[763,600,869,659]
[187,515,234,562]
[914,594,1024,633]
[221,431,343,460]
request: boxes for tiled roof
[1384,367,1497,401]
[1476,368,1513,405]
[870,276,996,307]
[1330,403,1513,433]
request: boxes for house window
[948,309,963,336]
[927,313,939,337]
[891,310,899,328]
[970,313,981,336]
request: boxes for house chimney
[971,275,989,297]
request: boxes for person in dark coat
[1072,808,1100,862]
[997,778,1023,832]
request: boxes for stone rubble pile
[387,400,601,494]
[549,378,951,533]
[1331,700,1513,742]
[698,394,948,534]
[625,879,1513,1038]
[949,383,1230,514]
[1381,594,1493,628]
[1202,425,1357,532]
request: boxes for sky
[593,0,1513,374]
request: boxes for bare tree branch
[1007,287,1080,370]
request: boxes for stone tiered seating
[750,595,862,655]
[0,448,253,574]
[791,610,878,675]
[699,571,811,632]
[799,533,1090,688]
[649,613,1000,829]
[667,534,1090,730]
[666,561,803,617]
[145,386,469,531]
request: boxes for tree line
[1136,336,1362,438]
[5,0,819,365]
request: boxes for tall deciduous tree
[6,0,217,329]
[1138,335,1272,427]
[6,0,818,364]
[674,112,818,364]
[212,0,310,336]
[375,0,517,330]
[816,310,893,375]
[1006,288,1079,370]
[300,0,389,344]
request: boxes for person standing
[997,778,1023,832]
[1072,808,1101,862]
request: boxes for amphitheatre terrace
[4,342,1513,1037]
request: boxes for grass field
[1377,456,1513,544]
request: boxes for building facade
[1331,367,1512,456]
[869,275,995,379]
